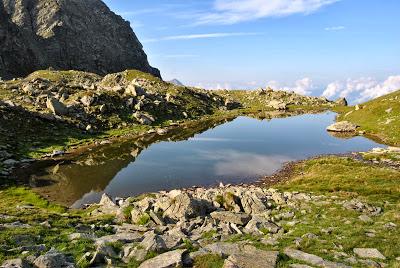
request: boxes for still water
[31,112,384,207]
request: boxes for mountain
[0,0,160,79]
[169,79,184,86]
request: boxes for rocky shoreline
[55,185,386,267]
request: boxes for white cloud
[143,32,260,43]
[196,0,339,25]
[325,26,345,31]
[267,77,314,95]
[322,75,400,103]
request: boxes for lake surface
[31,112,384,207]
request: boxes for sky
[103,0,400,103]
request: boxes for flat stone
[204,242,242,257]
[138,249,186,268]
[284,248,350,268]
[289,265,314,268]
[353,248,386,260]
[140,233,167,252]
[210,211,251,226]
[68,233,97,241]
[95,232,143,245]
[224,245,279,268]
[327,121,358,132]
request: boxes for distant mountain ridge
[169,79,184,86]
[0,0,160,79]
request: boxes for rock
[335,98,348,106]
[284,248,350,268]
[126,83,146,96]
[224,99,241,110]
[0,0,160,80]
[244,215,280,234]
[326,121,358,132]
[353,248,386,260]
[163,193,208,220]
[33,249,74,268]
[46,97,68,116]
[223,246,279,268]
[268,100,287,110]
[138,249,186,268]
[68,233,97,241]
[289,265,314,268]
[241,194,267,215]
[140,233,167,252]
[358,214,373,223]
[95,232,143,245]
[149,210,165,225]
[133,112,155,125]
[342,199,382,215]
[210,211,251,226]
[125,247,148,262]
[204,242,242,257]
[0,258,31,268]
[80,95,94,107]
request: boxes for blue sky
[103,0,400,103]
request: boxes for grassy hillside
[335,90,400,145]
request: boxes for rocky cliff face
[0,0,160,79]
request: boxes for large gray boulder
[138,249,186,268]
[0,0,160,79]
[326,121,358,132]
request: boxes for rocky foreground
[1,183,392,268]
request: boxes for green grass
[193,254,225,268]
[277,156,400,203]
[334,89,400,145]
[273,156,400,267]
[136,213,151,226]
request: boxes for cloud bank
[322,76,400,103]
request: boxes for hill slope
[336,90,400,145]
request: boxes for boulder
[284,248,350,268]
[0,259,31,268]
[33,249,74,268]
[133,112,155,125]
[241,194,267,215]
[46,97,68,116]
[80,95,94,107]
[140,233,167,252]
[326,121,358,132]
[335,98,348,106]
[204,242,242,257]
[138,249,186,268]
[268,100,287,110]
[353,248,386,260]
[244,215,280,234]
[163,193,208,220]
[210,211,251,226]
[223,245,279,268]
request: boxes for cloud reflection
[199,150,294,177]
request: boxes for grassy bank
[334,90,400,145]
[275,156,400,267]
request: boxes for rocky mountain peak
[0,0,160,79]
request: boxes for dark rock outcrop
[0,0,160,79]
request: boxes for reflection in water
[199,150,293,177]
[30,112,385,207]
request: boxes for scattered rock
[33,249,74,268]
[353,248,386,260]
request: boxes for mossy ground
[334,90,400,145]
